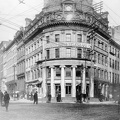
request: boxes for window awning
[26,79,42,86]
[5,80,17,86]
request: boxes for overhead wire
[8,4,43,21]
[0,2,43,32]
[0,23,18,31]
[3,3,20,20]
[0,17,21,28]
[102,2,119,26]
[23,2,40,12]
[103,2,120,19]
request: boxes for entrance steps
[38,96,100,103]
[89,97,100,102]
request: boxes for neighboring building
[109,25,120,44]
[0,41,11,91]
[108,39,120,84]
[23,0,111,101]
[3,40,17,95]
[15,28,26,97]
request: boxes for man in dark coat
[0,90,3,106]
[33,91,38,104]
[4,91,10,111]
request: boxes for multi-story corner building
[0,41,11,91]
[15,28,26,97]
[3,40,17,95]
[23,0,111,101]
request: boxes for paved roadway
[0,100,120,120]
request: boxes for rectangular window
[77,34,82,42]
[102,56,104,65]
[66,67,71,77]
[47,68,51,78]
[55,34,60,42]
[38,69,40,78]
[77,48,82,58]
[105,44,107,51]
[112,47,114,54]
[66,34,71,42]
[46,36,50,43]
[110,46,111,52]
[76,67,82,77]
[94,52,96,63]
[86,49,90,59]
[118,62,119,70]
[37,40,39,48]
[112,59,114,69]
[66,84,71,95]
[56,67,61,77]
[98,54,100,64]
[110,58,111,67]
[118,51,119,58]
[87,35,90,43]
[105,56,107,66]
[66,48,71,57]
[109,72,111,82]
[55,49,59,58]
[112,72,114,84]
[46,50,50,59]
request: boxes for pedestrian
[3,91,10,111]
[33,91,38,104]
[76,89,79,103]
[47,92,51,103]
[0,90,3,106]
[78,91,82,103]
[56,89,59,102]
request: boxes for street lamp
[13,64,16,100]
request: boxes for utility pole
[87,23,99,98]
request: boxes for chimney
[25,18,32,27]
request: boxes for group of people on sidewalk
[76,90,89,103]
[0,90,10,111]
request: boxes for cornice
[23,5,109,43]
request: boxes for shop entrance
[55,84,61,94]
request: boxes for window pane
[56,67,61,77]
[46,36,50,43]
[66,67,71,77]
[46,50,50,59]
[55,49,59,58]
[77,49,82,58]
[66,34,71,42]
[55,34,60,42]
[66,48,71,57]
[77,34,82,42]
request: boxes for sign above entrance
[45,42,91,49]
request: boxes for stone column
[72,66,76,97]
[50,66,55,97]
[101,84,105,95]
[105,85,109,98]
[61,65,65,97]
[42,67,47,97]
[89,67,94,97]
[82,67,86,94]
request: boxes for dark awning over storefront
[5,80,17,86]
[26,80,42,87]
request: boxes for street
[0,101,120,120]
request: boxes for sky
[0,0,120,42]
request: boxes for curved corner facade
[23,0,111,101]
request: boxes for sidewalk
[10,98,118,105]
